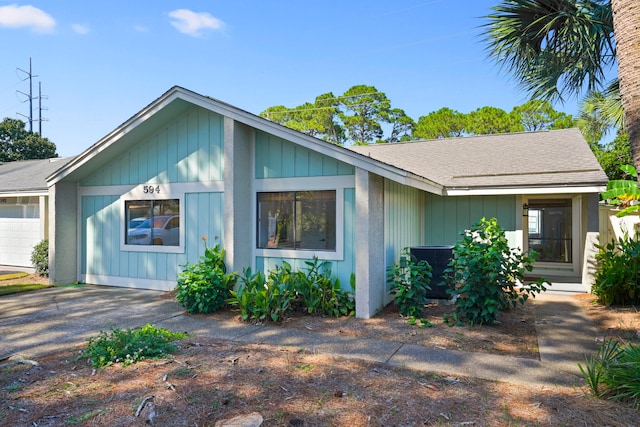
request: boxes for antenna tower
[16,58,38,133]
[38,81,48,135]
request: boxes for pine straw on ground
[1,289,638,426]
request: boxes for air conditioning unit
[410,246,453,299]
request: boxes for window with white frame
[125,199,180,246]
[257,190,336,251]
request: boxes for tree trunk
[611,0,640,171]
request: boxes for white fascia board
[445,185,606,196]
[0,190,49,198]
[404,174,444,195]
[48,86,414,187]
[47,90,187,186]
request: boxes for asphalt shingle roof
[349,128,608,191]
[0,157,74,193]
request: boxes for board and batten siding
[78,106,226,289]
[81,106,224,186]
[81,193,224,285]
[384,179,424,266]
[254,133,356,289]
[254,132,354,178]
[423,193,517,247]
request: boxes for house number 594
[143,185,160,194]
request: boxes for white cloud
[72,24,90,35]
[168,9,224,37]
[0,4,55,33]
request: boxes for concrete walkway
[0,285,600,388]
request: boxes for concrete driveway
[0,283,593,387]
[0,285,185,359]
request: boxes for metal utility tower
[38,81,48,135]
[16,58,37,133]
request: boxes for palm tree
[611,0,640,168]
[576,79,624,143]
[483,0,640,170]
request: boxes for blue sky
[0,1,589,156]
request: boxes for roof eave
[445,184,607,196]
[46,86,415,186]
[405,173,444,195]
[0,189,49,197]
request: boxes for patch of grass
[78,323,188,368]
[67,410,103,425]
[5,382,21,391]
[0,272,28,281]
[295,363,314,371]
[580,338,640,408]
[0,283,48,296]
[170,365,196,378]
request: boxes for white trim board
[80,181,224,197]
[82,274,176,291]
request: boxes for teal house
[46,86,608,318]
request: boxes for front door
[524,197,581,278]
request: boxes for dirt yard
[1,282,639,426]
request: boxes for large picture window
[125,199,180,246]
[257,190,336,251]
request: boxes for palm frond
[483,0,615,101]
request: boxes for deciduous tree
[338,85,390,145]
[414,108,466,139]
[511,100,574,131]
[0,118,57,161]
[465,106,522,135]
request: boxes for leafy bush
[31,239,49,277]
[593,233,640,306]
[228,258,355,322]
[228,267,267,321]
[295,258,355,317]
[386,248,432,317]
[175,243,237,314]
[445,217,547,325]
[579,338,640,408]
[78,323,187,368]
[229,263,296,322]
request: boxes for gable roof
[46,86,607,196]
[349,129,608,195]
[0,157,74,196]
[47,86,440,193]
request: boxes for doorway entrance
[524,197,581,278]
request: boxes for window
[257,190,336,251]
[125,199,180,246]
[0,196,39,219]
[527,199,572,263]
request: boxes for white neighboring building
[0,158,73,267]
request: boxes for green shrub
[31,239,49,277]
[295,257,355,317]
[338,273,357,317]
[229,263,296,322]
[593,233,640,306]
[386,248,432,317]
[228,267,267,321]
[579,338,640,408]
[228,258,355,322]
[78,323,187,368]
[445,217,547,325]
[175,244,237,314]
